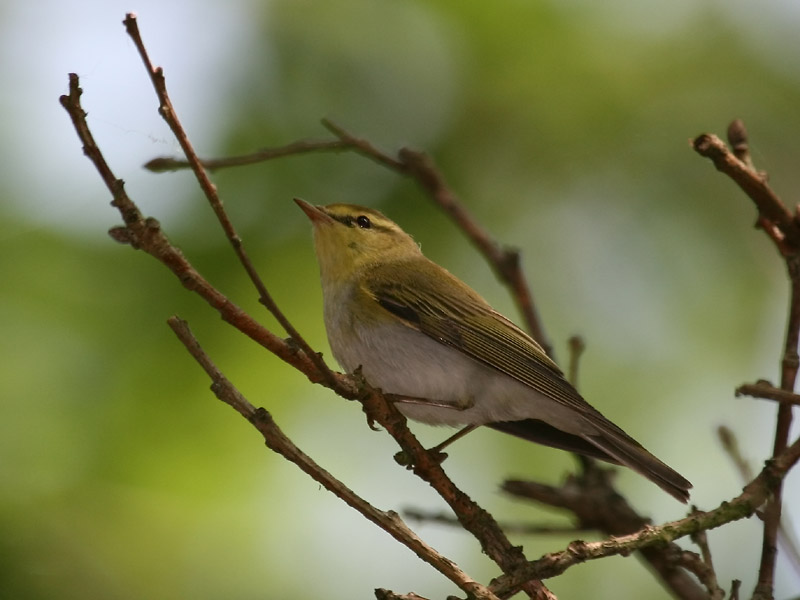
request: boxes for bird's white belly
[326,315,581,432]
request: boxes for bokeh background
[3,0,800,598]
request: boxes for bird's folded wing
[363,262,612,424]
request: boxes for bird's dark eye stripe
[331,213,376,229]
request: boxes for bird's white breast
[322,283,582,432]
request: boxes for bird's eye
[356,215,371,229]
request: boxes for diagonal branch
[167,316,498,600]
[59,73,329,386]
[60,69,553,599]
[122,13,338,388]
[692,131,800,250]
[144,118,553,356]
[693,122,800,600]
[492,433,800,596]
[736,381,800,407]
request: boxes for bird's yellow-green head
[295,198,422,283]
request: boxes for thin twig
[396,147,552,356]
[403,508,592,537]
[566,336,585,387]
[61,70,554,600]
[730,579,741,600]
[122,13,338,389]
[718,426,800,583]
[144,139,351,172]
[736,381,800,407]
[143,117,554,355]
[167,316,497,600]
[502,474,707,600]
[693,121,800,600]
[717,426,755,482]
[692,132,800,250]
[375,590,431,600]
[492,433,800,595]
[59,73,336,389]
[688,511,725,600]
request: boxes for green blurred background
[3,0,800,598]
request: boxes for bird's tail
[488,419,691,502]
[582,430,692,503]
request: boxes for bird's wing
[362,260,601,419]
[363,260,692,502]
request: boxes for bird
[296,198,692,502]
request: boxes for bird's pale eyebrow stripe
[330,213,393,232]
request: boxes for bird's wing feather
[362,260,692,502]
[362,260,606,421]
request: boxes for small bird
[296,199,692,502]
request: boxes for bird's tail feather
[488,419,691,503]
[583,431,692,503]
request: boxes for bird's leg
[393,424,479,467]
[428,424,479,455]
[395,424,479,466]
[384,394,477,466]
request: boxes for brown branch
[693,122,799,599]
[566,335,585,387]
[167,316,497,600]
[356,379,555,600]
[319,119,553,355]
[717,425,755,482]
[403,508,592,537]
[61,70,554,599]
[492,434,800,596]
[65,25,800,596]
[688,513,725,600]
[142,117,553,356]
[718,425,800,584]
[375,590,430,600]
[122,13,337,389]
[144,139,351,172]
[501,472,707,600]
[730,579,742,600]
[396,147,552,356]
[59,73,331,388]
[736,381,800,407]
[757,258,800,597]
[691,131,800,251]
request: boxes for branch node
[108,226,133,245]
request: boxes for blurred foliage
[4,0,800,598]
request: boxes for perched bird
[296,198,692,502]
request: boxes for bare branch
[143,116,554,356]
[694,121,799,599]
[493,433,800,595]
[60,73,335,388]
[502,474,707,600]
[61,68,554,599]
[167,316,497,599]
[403,508,591,537]
[688,510,725,600]
[691,132,800,251]
[718,426,800,584]
[122,13,338,388]
[145,139,351,172]
[566,335,585,387]
[375,590,431,600]
[736,381,800,407]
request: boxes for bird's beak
[294,198,333,225]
